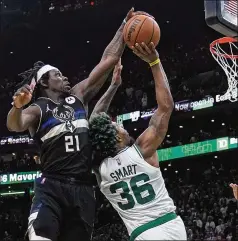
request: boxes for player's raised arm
[90,59,123,119]
[71,9,152,105]
[7,84,40,134]
[133,42,174,159]
[70,9,131,104]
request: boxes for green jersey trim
[130,212,177,241]
[133,144,143,159]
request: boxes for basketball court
[205,0,238,102]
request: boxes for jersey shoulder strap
[126,144,159,171]
[29,98,49,134]
[30,98,55,135]
[31,98,50,116]
[132,144,144,159]
[70,93,88,118]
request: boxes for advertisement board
[158,137,237,161]
[1,137,236,185]
[0,171,42,185]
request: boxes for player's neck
[45,90,67,103]
[116,142,128,153]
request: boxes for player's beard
[58,92,71,106]
[61,91,71,98]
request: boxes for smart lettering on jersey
[110,164,137,182]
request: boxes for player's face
[112,122,130,146]
[48,69,71,93]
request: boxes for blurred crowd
[47,0,105,13]
[0,39,227,117]
[1,0,105,16]
[0,154,40,174]
[0,161,237,241]
[0,196,27,241]
[161,123,237,149]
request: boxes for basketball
[123,15,161,49]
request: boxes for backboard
[205,0,238,36]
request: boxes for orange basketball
[123,15,161,49]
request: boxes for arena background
[0,0,237,240]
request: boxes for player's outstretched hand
[125,8,154,22]
[230,183,238,200]
[132,42,159,64]
[111,59,123,86]
[13,84,33,109]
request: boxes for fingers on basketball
[126,7,135,20]
[133,43,149,56]
[149,42,156,52]
[141,42,152,54]
[131,46,141,57]
[137,43,148,55]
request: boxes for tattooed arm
[71,9,153,106]
[71,9,135,105]
[90,60,122,119]
[134,43,174,159]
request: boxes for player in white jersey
[89,43,187,241]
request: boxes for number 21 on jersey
[65,135,80,152]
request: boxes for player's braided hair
[18,61,50,102]
[89,112,118,164]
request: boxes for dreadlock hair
[18,61,50,103]
[89,112,118,165]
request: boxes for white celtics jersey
[99,144,176,235]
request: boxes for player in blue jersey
[6,8,152,241]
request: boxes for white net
[210,38,238,102]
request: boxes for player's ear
[39,79,48,87]
[116,133,122,142]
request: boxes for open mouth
[65,85,71,90]
[64,82,71,90]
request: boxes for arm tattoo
[152,62,174,110]
[148,110,171,146]
[159,64,172,93]
[149,113,158,127]
[91,84,119,117]
[102,23,126,59]
[85,70,112,102]
[75,22,126,103]
[149,111,166,129]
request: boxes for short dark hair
[18,61,49,102]
[89,112,118,164]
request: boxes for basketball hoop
[210,37,238,102]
